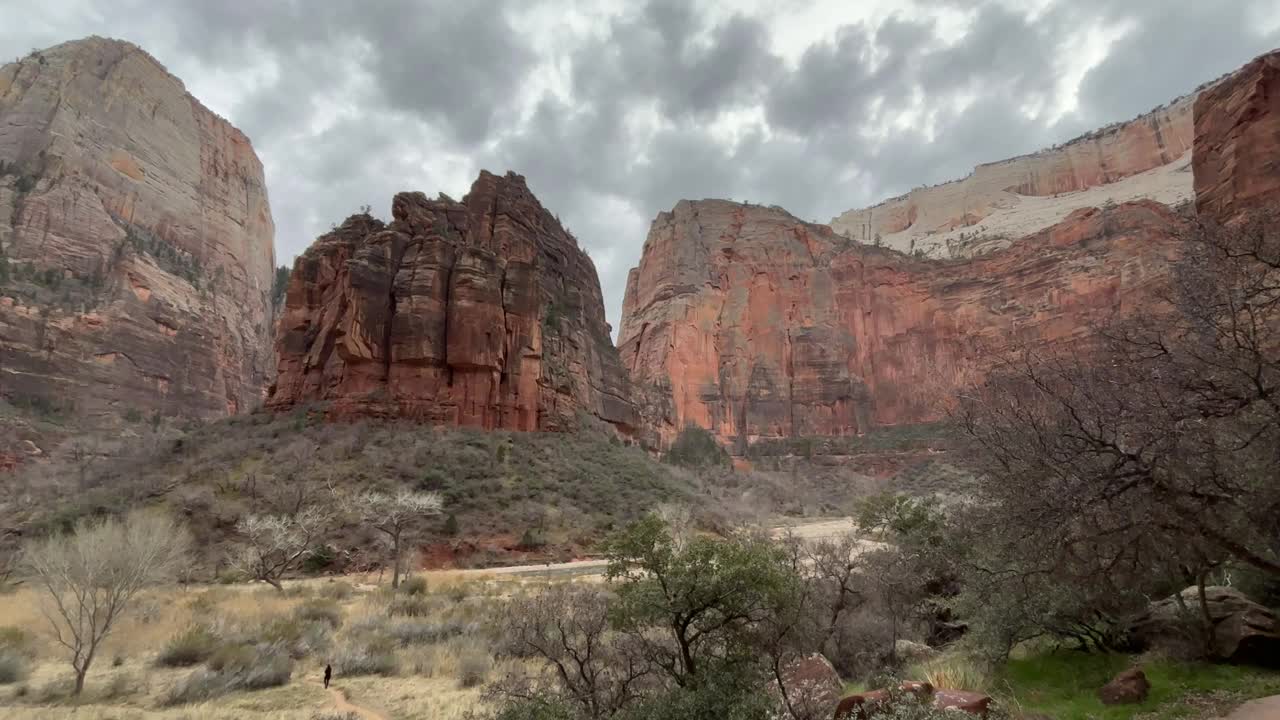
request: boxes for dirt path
[328,686,387,720]
[308,678,388,720]
[1219,695,1280,720]
[444,518,878,578]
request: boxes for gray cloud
[1,0,1276,334]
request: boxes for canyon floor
[1,563,1277,720]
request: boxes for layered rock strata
[619,199,1182,448]
[268,171,638,434]
[1193,50,1280,224]
[0,37,275,421]
[832,91,1205,258]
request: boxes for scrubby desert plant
[458,646,492,688]
[156,624,220,667]
[0,649,25,685]
[163,642,293,705]
[294,598,344,629]
[331,636,399,677]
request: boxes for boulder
[894,640,938,665]
[834,682,934,720]
[1098,667,1149,705]
[935,689,993,715]
[777,654,843,720]
[1126,586,1280,665]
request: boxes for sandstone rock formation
[619,199,1181,448]
[832,91,1205,258]
[1194,50,1280,225]
[1126,586,1280,666]
[268,171,637,434]
[0,37,275,423]
[775,654,843,719]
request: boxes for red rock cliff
[267,171,638,434]
[618,200,1182,448]
[0,37,276,422]
[1194,50,1280,224]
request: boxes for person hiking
[324,663,332,689]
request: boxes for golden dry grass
[0,569,556,719]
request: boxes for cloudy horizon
[3,0,1278,331]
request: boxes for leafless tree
[355,489,443,588]
[231,505,331,591]
[22,510,191,695]
[496,584,650,719]
[956,208,1280,656]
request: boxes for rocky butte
[0,37,276,425]
[619,48,1280,451]
[268,171,638,435]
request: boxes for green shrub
[303,544,336,573]
[156,624,219,667]
[664,426,730,469]
[443,513,460,536]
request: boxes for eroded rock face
[268,171,637,434]
[1194,50,1280,225]
[0,38,275,421]
[832,90,1204,258]
[619,199,1181,448]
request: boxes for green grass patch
[995,651,1280,720]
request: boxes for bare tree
[355,489,443,588]
[955,208,1280,657]
[23,510,191,695]
[231,506,331,591]
[497,584,650,719]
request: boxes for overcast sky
[3,0,1279,332]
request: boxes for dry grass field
[0,570,591,720]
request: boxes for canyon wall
[831,93,1203,258]
[619,199,1182,448]
[0,37,276,423]
[622,50,1280,451]
[1194,51,1280,224]
[267,171,638,435]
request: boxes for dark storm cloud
[573,0,780,119]
[1069,0,1280,126]
[1,0,1277,333]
